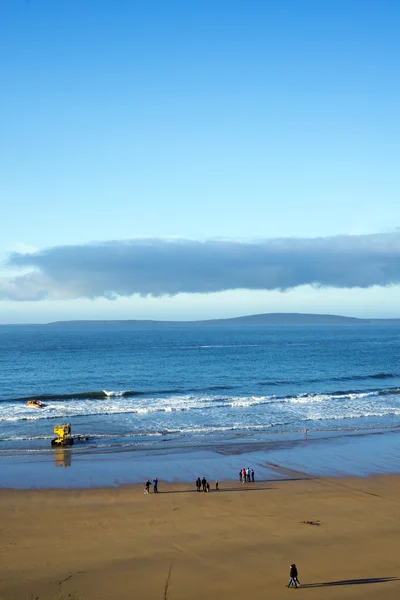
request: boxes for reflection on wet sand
[54,448,72,468]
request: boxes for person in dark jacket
[201,477,207,492]
[287,564,299,588]
[196,477,201,492]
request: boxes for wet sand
[2,427,400,489]
[1,474,400,600]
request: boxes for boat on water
[27,400,45,408]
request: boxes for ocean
[0,324,400,487]
[1,323,400,486]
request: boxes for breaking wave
[2,385,237,403]
[2,386,400,424]
[3,374,399,404]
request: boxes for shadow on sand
[254,477,314,483]
[159,486,276,494]
[159,477,315,495]
[301,577,399,588]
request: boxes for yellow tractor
[51,423,74,447]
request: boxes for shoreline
[2,426,400,489]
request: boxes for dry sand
[1,474,400,600]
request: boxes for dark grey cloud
[2,233,400,301]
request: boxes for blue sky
[1,0,400,322]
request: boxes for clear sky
[1,0,400,323]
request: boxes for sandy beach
[1,473,400,600]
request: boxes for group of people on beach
[239,467,255,483]
[146,473,257,493]
[144,477,159,494]
[195,476,218,492]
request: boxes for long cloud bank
[2,233,400,301]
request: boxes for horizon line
[2,311,400,326]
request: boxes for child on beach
[144,480,151,494]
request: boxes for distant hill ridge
[48,313,400,326]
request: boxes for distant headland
[47,313,400,327]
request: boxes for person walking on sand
[287,564,299,588]
[206,481,210,492]
[241,468,246,483]
[153,477,159,493]
[202,476,207,492]
[251,469,255,482]
[215,480,219,490]
[144,479,151,494]
[196,477,201,492]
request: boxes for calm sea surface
[1,324,400,455]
